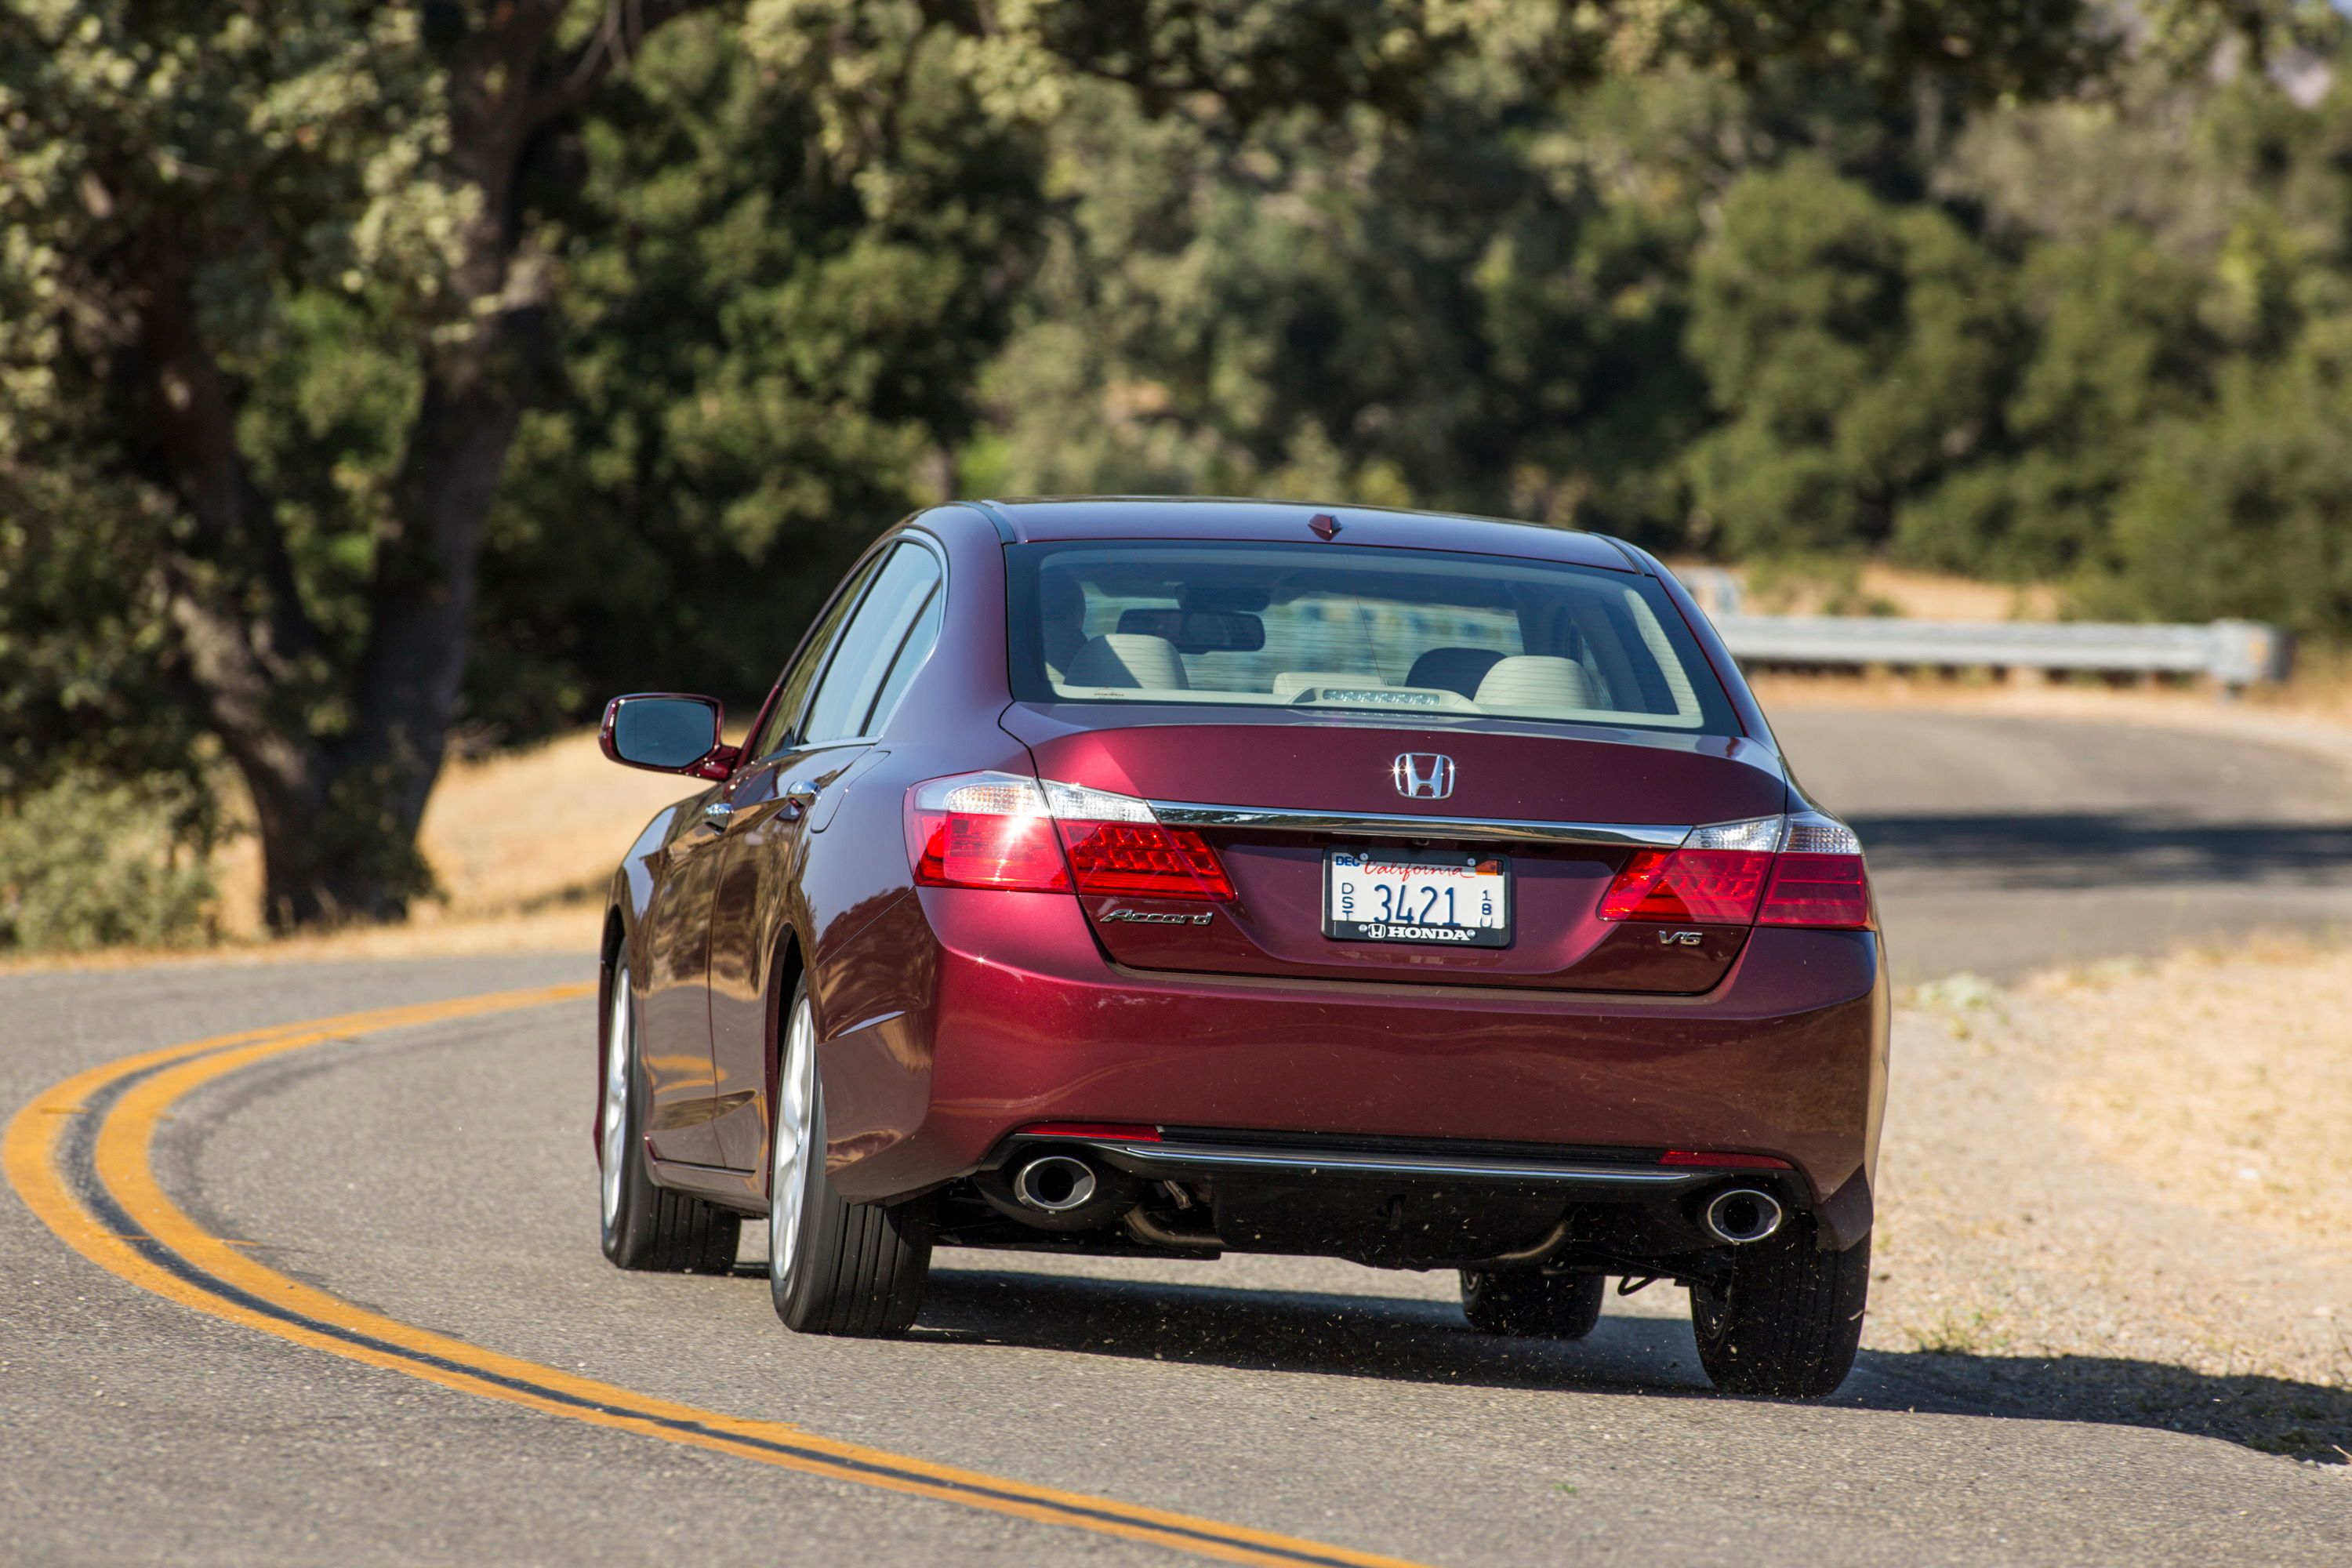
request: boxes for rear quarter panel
[796,508,1038,1177]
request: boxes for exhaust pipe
[1012,1152,1099,1214]
[973,1146,1139,1230]
[1701,1187,1784,1246]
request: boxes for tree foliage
[2,0,2348,941]
[980,9,2352,642]
[1685,158,2014,558]
[471,13,1048,733]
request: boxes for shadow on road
[1849,812,2352,891]
[916,1269,2352,1465]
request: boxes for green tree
[1682,158,2014,557]
[466,15,1048,733]
[1897,38,2352,597]
[2,2,691,926]
[0,0,2194,936]
[1893,229,2218,578]
[974,59,1942,539]
[2100,347,2352,638]
[0,0,1526,930]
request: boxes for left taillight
[1599,812,1871,931]
[906,771,1235,901]
[906,773,1069,891]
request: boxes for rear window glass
[1005,540,1737,736]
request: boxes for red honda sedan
[593,498,1887,1398]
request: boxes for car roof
[971,496,1639,573]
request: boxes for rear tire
[599,960,741,1273]
[768,982,932,1337]
[1459,1268,1606,1339]
[1690,1227,1870,1398]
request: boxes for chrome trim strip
[1145,800,1689,849]
[1080,1139,1705,1186]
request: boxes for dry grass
[1668,558,2062,621]
[416,731,702,918]
[1854,561,2064,622]
[2251,640,2352,728]
[4,731,696,973]
[2038,935,2352,1268]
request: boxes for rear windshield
[1005,540,1738,736]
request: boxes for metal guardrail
[1710,614,2293,690]
[1672,568,2292,691]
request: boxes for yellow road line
[5,985,1431,1568]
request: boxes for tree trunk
[154,3,592,931]
[303,330,544,927]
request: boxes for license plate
[1324,849,1511,946]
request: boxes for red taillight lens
[1058,820,1234,901]
[1599,813,1871,931]
[1599,848,1773,923]
[1759,853,1871,929]
[906,772,1235,902]
[910,808,1070,891]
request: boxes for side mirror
[600,694,740,779]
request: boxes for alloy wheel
[599,968,632,1232]
[769,993,817,1287]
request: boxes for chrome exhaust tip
[1013,1152,1100,1214]
[1702,1187,1784,1246]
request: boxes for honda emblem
[1392,753,1456,800]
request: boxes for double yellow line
[5,985,1428,1568]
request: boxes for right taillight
[1599,812,1871,931]
[906,772,1235,901]
[1597,848,1774,922]
[1757,815,1871,928]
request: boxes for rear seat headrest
[1064,633,1190,691]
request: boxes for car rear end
[857,514,1886,1319]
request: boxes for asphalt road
[1777,706,2352,981]
[5,708,2349,1567]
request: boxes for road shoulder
[1865,945,2352,1467]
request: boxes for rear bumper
[1003,1127,1828,1265]
[1069,1132,1722,1197]
[824,888,1889,1238]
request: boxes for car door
[704,538,946,1169]
[630,778,741,1167]
[633,550,884,1166]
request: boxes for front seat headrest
[1405,647,1506,699]
[1474,655,1594,713]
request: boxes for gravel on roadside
[1863,940,2352,1468]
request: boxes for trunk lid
[1003,704,1789,993]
